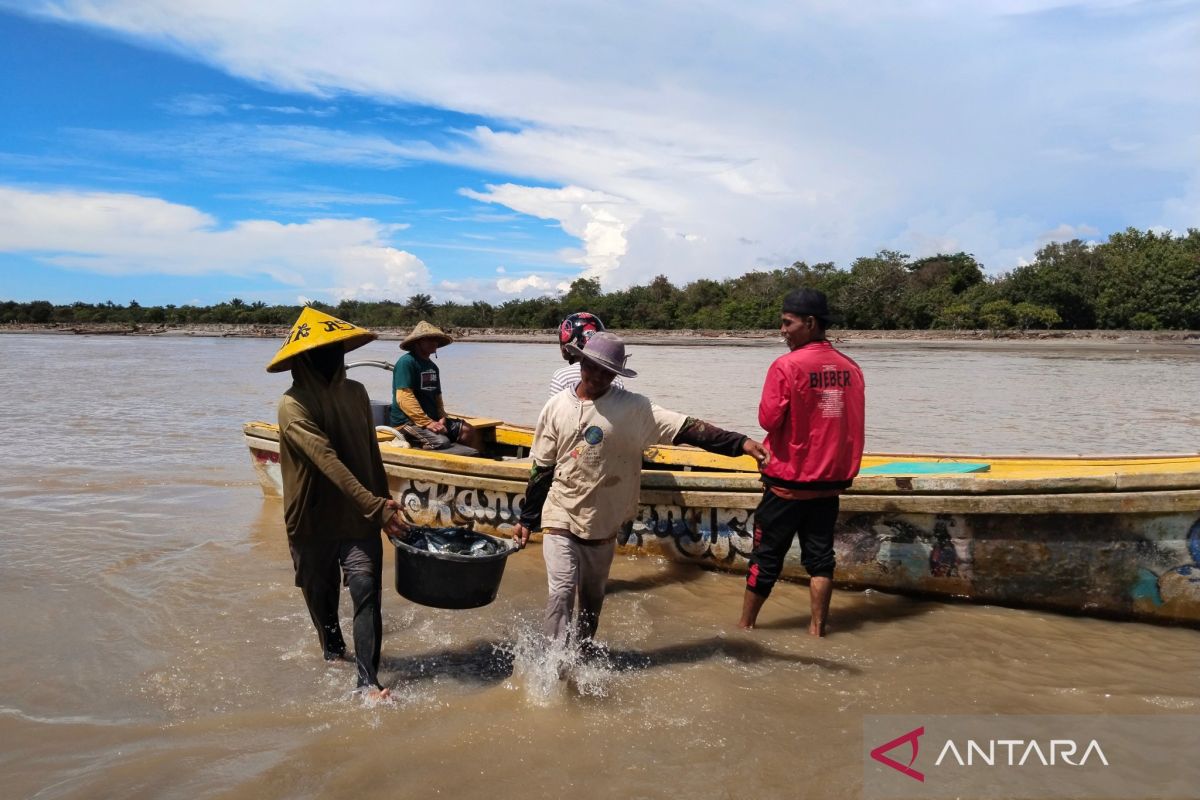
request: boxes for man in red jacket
[738,289,865,636]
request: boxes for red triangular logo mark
[870,726,925,782]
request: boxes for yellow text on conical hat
[266,307,377,373]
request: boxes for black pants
[746,492,839,598]
[289,536,385,689]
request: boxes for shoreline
[3,322,1199,354]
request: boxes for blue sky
[1,1,1196,306]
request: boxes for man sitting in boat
[738,288,865,637]
[513,331,768,654]
[548,312,624,397]
[267,307,410,700]
[389,321,483,455]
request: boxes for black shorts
[746,491,839,597]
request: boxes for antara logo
[871,726,926,782]
[870,725,1111,784]
[934,738,1109,767]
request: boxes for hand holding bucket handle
[382,499,409,538]
[512,523,531,550]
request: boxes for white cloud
[461,184,638,282]
[65,124,413,176]
[889,210,1041,272]
[1160,168,1200,234]
[328,245,430,302]
[223,125,413,169]
[236,102,338,117]
[1036,223,1102,245]
[892,216,1112,273]
[496,273,556,294]
[18,1,1200,285]
[222,188,411,211]
[0,186,431,300]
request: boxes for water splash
[502,622,620,706]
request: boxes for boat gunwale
[243,421,1200,498]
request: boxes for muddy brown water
[1,334,1198,799]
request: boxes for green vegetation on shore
[5,228,1198,331]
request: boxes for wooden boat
[244,411,1200,626]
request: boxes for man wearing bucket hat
[737,288,865,637]
[513,331,768,650]
[268,307,410,700]
[548,311,623,397]
[389,320,481,454]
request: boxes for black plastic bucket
[388,528,517,609]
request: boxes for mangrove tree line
[4,227,1198,331]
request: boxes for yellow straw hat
[400,320,453,351]
[266,307,377,373]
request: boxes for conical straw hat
[400,320,453,351]
[266,307,377,373]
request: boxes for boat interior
[356,404,1200,483]
[336,358,1200,482]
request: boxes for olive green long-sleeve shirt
[278,355,391,540]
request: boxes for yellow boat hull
[244,420,1200,626]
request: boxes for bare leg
[808,577,833,637]
[738,589,767,629]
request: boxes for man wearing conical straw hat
[388,320,482,454]
[267,307,409,700]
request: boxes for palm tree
[405,293,435,318]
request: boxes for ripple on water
[3,336,1200,799]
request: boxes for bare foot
[807,621,828,637]
[354,685,392,703]
[738,590,766,631]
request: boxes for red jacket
[759,340,865,489]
